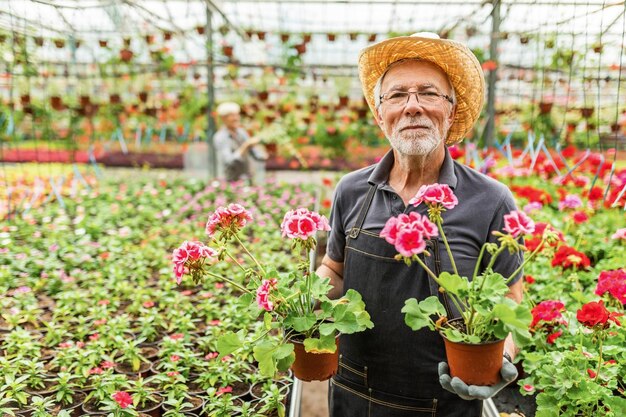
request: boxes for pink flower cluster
[408,183,458,209]
[612,228,626,240]
[205,204,253,237]
[380,212,438,257]
[595,269,626,304]
[558,194,583,211]
[530,300,566,328]
[256,278,278,311]
[112,391,133,409]
[503,210,535,238]
[172,241,218,284]
[281,208,330,240]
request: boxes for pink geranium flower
[256,278,278,311]
[172,241,218,285]
[558,194,583,211]
[409,183,458,209]
[205,204,253,237]
[595,269,626,304]
[112,391,133,409]
[380,212,438,257]
[503,210,535,238]
[612,228,626,240]
[281,208,330,240]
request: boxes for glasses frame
[379,89,454,107]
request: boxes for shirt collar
[367,146,458,189]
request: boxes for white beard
[385,117,449,156]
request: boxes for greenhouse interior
[1,0,626,416]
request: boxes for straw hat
[216,102,241,117]
[358,32,485,145]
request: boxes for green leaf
[286,313,317,333]
[401,296,446,331]
[607,396,626,415]
[303,334,337,353]
[437,272,469,297]
[253,339,280,377]
[216,331,244,357]
[492,301,532,346]
[263,312,273,330]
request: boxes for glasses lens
[419,92,440,105]
[386,92,408,105]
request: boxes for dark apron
[329,185,483,417]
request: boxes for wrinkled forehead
[381,59,452,93]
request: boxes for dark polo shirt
[327,147,523,284]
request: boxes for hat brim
[358,36,485,145]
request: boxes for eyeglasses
[379,90,454,107]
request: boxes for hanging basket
[289,337,339,382]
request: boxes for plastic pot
[289,337,339,382]
[441,334,505,386]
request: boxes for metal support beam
[484,0,500,147]
[206,5,217,179]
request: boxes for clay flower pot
[98,39,108,48]
[50,96,64,111]
[538,101,553,114]
[289,337,339,382]
[120,48,134,62]
[442,335,505,386]
[580,107,594,118]
[222,45,233,57]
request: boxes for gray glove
[438,358,518,401]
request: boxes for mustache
[393,117,435,133]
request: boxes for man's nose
[404,93,424,116]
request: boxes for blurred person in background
[213,102,267,183]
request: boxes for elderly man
[317,33,522,416]
[213,102,267,183]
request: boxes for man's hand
[438,358,518,401]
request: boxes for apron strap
[348,184,377,239]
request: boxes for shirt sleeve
[326,180,346,263]
[213,130,242,166]
[483,187,524,286]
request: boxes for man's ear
[447,105,457,125]
[376,107,384,127]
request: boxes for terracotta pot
[303,33,312,43]
[327,33,336,42]
[442,334,505,386]
[196,26,205,35]
[99,39,108,47]
[222,45,233,57]
[50,96,64,111]
[109,93,121,104]
[257,91,269,102]
[20,94,31,105]
[138,91,148,103]
[289,337,339,382]
[120,48,134,62]
[580,107,594,118]
[338,96,349,107]
[538,101,553,114]
[264,143,278,156]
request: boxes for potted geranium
[172,204,374,381]
[380,184,551,385]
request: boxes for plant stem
[505,240,546,285]
[414,255,468,317]
[233,234,266,276]
[485,245,506,272]
[594,334,605,381]
[437,221,459,276]
[472,244,488,285]
[204,270,251,295]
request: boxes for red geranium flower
[551,245,590,270]
[576,300,623,329]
